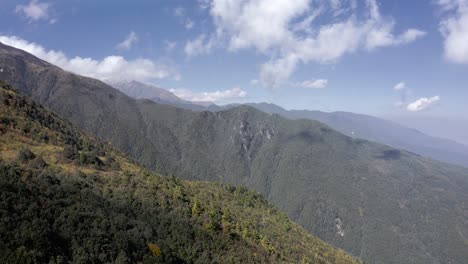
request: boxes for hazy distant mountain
[109,80,221,111]
[246,103,468,168]
[107,80,185,104]
[109,81,468,168]
[2,42,468,264]
[388,115,468,147]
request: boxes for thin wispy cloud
[184,34,216,57]
[393,81,413,109]
[300,79,328,89]
[15,0,56,23]
[185,20,195,30]
[116,31,139,51]
[407,96,440,111]
[170,87,247,102]
[393,82,406,91]
[250,79,259,85]
[165,40,177,52]
[174,6,196,30]
[174,7,185,17]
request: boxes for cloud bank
[188,0,426,88]
[0,35,180,82]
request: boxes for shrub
[31,156,48,169]
[62,146,79,160]
[17,148,36,162]
[79,151,103,167]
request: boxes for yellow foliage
[358,207,364,217]
[147,243,162,257]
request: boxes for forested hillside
[0,82,361,263]
[1,42,468,264]
[244,103,468,168]
[109,81,468,169]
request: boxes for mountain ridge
[0,80,361,263]
[110,80,468,168]
[1,42,468,264]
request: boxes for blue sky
[1,0,467,143]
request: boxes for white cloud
[300,79,328,89]
[393,81,406,91]
[393,82,412,108]
[195,0,425,88]
[0,35,180,82]
[15,0,55,23]
[169,87,247,102]
[400,29,428,43]
[116,31,138,51]
[184,34,216,57]
[165,40,177,52]
[407,96,440,111]
[185,20,195,30]
[259,54,298,88]
[437,0,468,63]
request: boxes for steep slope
[0,81,361,263]
[2,42,468,264]
[107,81,468,168]
[247,103,468,168]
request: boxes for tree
[222,207,233,233]
[207,206,221,231]
[192,199,201,216]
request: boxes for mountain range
[110,80,468,168]
[0,80,360,263]
[1,41,468,264]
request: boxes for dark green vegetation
[0,82,361,263]
[1,42,468,264]
[111,81,468,168]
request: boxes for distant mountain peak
[107,79,186,104]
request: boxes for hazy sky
[0,0,467,141]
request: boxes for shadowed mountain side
[1,42,468,264]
